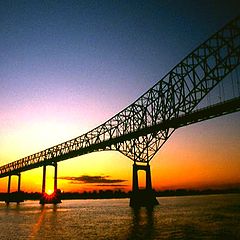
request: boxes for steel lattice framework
[0,16,240,177]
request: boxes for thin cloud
[58,175,127,184]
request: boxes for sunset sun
[47,189,53,195]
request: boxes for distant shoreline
[0,188,239,201]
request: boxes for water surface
[0,194,239,239]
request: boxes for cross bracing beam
[0,16,240,177]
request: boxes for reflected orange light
[30,208,46,238]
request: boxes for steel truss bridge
[0,16,240,206]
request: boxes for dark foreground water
[0,194,239,239]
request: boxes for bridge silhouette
[1,16,240,206]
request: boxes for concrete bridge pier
[5,173,23,204]
[130,162,159,208]
[40,162,61,204]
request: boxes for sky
[0,0,240,193]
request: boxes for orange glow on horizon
[0,114,239,193]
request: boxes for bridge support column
[7,175,11,194]
[54,162,57,193]
[42,165,46,194]
[130,162,158,208]
[17,173,21,193]
[40,163,61,205]
[5,174,24,204]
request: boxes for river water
[0,194,239,239]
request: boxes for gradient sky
[0,0,240,193]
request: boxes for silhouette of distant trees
[0,188,239,201]
[155,188,240,197]
[61,189,130,199]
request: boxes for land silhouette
[0,188,239,202]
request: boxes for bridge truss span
[0,15,240,178]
